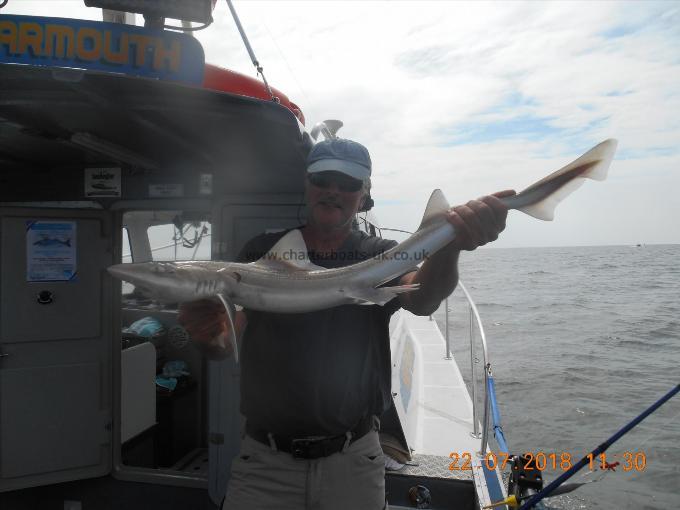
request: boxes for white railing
[437,281,492,456]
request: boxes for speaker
[360,195,374,212]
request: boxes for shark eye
[217,269,241,282]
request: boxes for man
[179,138,514,509]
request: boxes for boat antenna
[517,383,680,510]
[225,0,278,103]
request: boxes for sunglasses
[307,172,364,193]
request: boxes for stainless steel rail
[439,280,492,457]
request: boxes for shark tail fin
[417,189,451,231]
[504,139,618,221]
[514,177,585,221]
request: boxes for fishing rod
[512,384,680,510]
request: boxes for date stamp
[448,451,647,472]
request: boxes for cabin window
[118,210,210,482]
[120,213,212,299]
[121,227,134,295]
[147,221,211,261]
[122,227,133,262]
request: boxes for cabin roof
[0,64,311,203]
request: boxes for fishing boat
[0,2,597,509]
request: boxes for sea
[432,244,679,510]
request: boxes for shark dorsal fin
[417,189,451,231]
[253,229,325,272]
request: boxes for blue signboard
[26,220,77,282]
[0,14,205,85]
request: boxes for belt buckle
[290,437,325,459]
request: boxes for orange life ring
[203,63,305,125]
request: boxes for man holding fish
[178,138,514,509]
[108,135,614,508]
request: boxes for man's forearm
[400,243,460,316]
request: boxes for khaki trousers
[222,429,386,510]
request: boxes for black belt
[246,415,376,460]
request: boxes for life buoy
[203,63,305,125]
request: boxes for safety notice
[26,221,77,282]
[85,167,121,197]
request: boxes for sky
[5,1,680,247]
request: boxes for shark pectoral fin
[216,294,239,364]
[385,283,421,294]
[345,283,421,306]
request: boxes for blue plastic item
[155,376,178,391]
[124,316,166,339]
[162,360,190,378]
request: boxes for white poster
[26,221,77,282]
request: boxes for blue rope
[487,375,509,453]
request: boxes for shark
[108,139,617,361]
[33,237,72,247]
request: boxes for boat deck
[391,311,481,461]
[398,453,472,481]
[388,311,509,509]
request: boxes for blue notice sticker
[26,220,77,282]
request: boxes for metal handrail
[439,280,492,457]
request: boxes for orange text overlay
[448,451,647,472]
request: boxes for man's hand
[400,189,516,316]
[178,299,246,360]
[444,190,515,251]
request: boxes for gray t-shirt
[236,228,404,437]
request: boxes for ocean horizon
[480,242,680,250]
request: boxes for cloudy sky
[6,1,680,247]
